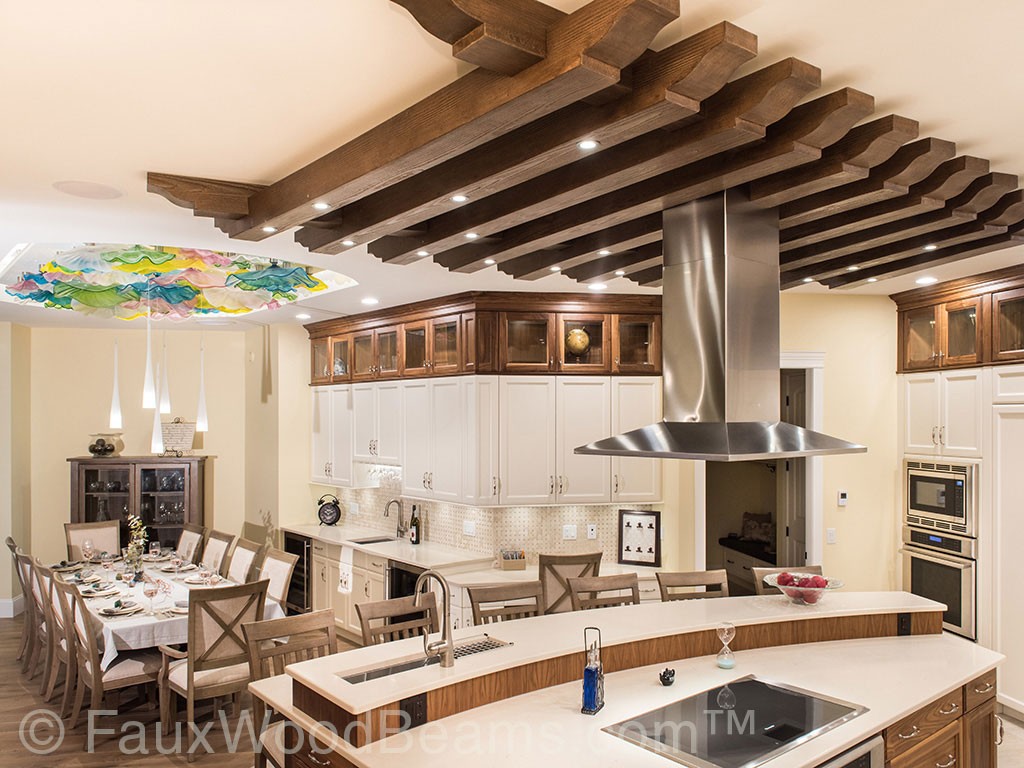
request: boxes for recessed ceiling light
[550,266,561,272]
[416,250,430,257]
[262,226,278,234]
[312,202,330,211]
[802,278,814,284]
[615,270,626,276]
[867,278,878,283]
[598,249,612,256]
[923,244,938,251]
[916,276,939,285]
[465,232,479,239]
[847,266,860,272]
[295,313,312,320]
[578,139,600,151]
[484,258,496,265]
[588,283,608,291]
[341,239,356,247]
[361,297,380,305]
[451,194,468,203]
[52,180,123,199]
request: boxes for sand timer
[716,621,736,669]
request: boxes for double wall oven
[900,458,978,640]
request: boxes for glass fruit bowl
[763,572,844,605]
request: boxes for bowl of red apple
[763,572,843,605]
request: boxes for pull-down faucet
[414,569,455,667]
[384,498,407,539]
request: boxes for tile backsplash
[312,471,660,565]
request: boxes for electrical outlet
[826,527,837,545]
[562,524,577,540]
[349,502,359,516]
[586,523,597,540]
[463,520,476,536]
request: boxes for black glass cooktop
[604,676,866,768]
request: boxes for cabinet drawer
[964,669,997,711]
[352,550,387,573]
[638,579,660,602]
[889,720,960,768]
[285,726,355,768]
[886,690,964,761]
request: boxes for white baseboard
[0,594,25,619]
[999,693,1024,721]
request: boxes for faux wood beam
[147,173,266,220]
[432,87,873,272]
[563,241,664,282]
[630,264,665,286]
[299,22,757,256]
[747,114,919,208]
[778,137,957,229]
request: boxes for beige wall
[245,326,279,537]
[0,323,32,603]
[28,327,247,564]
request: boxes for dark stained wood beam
[778,137,957,229]
[147,173,266,220]
[431,87,873,272]
[563,241,664,282]
[297,22,757,255]
[747,114,918,208]
[629,264,665,286]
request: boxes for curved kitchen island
[250,593,1002,768]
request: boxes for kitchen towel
[337,546,354,595]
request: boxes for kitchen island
[250,593,1003,767]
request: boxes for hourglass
[716,622,736,669]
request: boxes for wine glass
[81,539,95,563]
[150,542,161,559]
[716,622,736,670]
[199,563,213,586]
[171,553,184,578]
[143,580,159,615]
[100,552,113,580]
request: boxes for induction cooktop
[603,676,867,768]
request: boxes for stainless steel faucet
[413,569,455,668]
[384,498,407,539]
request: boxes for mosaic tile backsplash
[313,470,660,565]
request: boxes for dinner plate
[169,605,189,615]
[99,603,142,617]
[82,587,121,598]
[183,576,209,585]
[52,562,83,573]
[73,573,102,585]
[161,563,197,573]
[142,554,172,562]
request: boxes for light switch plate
[463,520,476,537]
[349,502,359,516]
[586,523,597,540]
[826,527,837,544]
[562,524,577,540]
[837,490,848,507]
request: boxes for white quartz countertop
[444,561,662,586]
[284,591,944,715]
[252,632,1001,768]
[282,523,493,570]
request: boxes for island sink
[339,635,511,685]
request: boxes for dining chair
[159,580,269,761]
[257,548,299,609]
[538,551,602,614]
[14,550,40,675]
[567,573,640,611]
[176,522,207,564]
[225,538,267,584]
[242,610,338,768]
[64,520,120,560]
[467,581,544,625]
[29,560,58,695]
[355,593,439,646]
[21,554,52,682]
[33,561,75,707]
[752,565,823,595]
[201,529,235,576]
[57,578,162,730]
[43,566,79,716]
[6,537,32,664]
[657,569,730,601]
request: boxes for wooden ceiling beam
[563,241,664,282]
[629,264,665,286]
[298,22,757,256]
[778,137,956,229]
[149,0,679,241]
[146,174,266,220]
[431,87,873,272]
[747,114,919,208]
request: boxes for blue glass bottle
[582,627,604,715]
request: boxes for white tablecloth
[67,564,285,670]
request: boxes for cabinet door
[942,297,984,367]
[376,326,401,378]
[327,560,347,628]
[329,385,354,486]
[992,286,1024,362]
[352,383,376,462]
[555,377,612,503]
[612,377,663,502]
[431,315,462,375]
[499,377,557,504]
[902,373,941,455]
[375,381,403,464]
[992,363,1024,404]
[902,306,940,371]
[401,380,432,497]
[940,369,984,457]
[558,314,610,373]
[330,336,351,382]
[613,314,662,374]
[994,405,1024,709]
[311,556,328,612]
[430,378,464,501]
[464,376,500,505]
[310,337,331,385]
[311,388,333,483]
[402,321,430,377]
[351,331,376,381]
[499,312,555,372]
[962,698,998,768]
[349,567,385,638]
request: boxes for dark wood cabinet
[499,311,556,372]
[992,286,1024,363]
[69,456,206,551]
[558,313,610,372]
[613,313,662,373]
[962,698,998,768]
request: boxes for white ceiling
[2,0,1022,329]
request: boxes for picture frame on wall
[618,509,661,567]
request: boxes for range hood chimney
[576,189,865,462]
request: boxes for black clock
[317,494,341,526]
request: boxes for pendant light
[196,338,208,432]
[108,340,122,430]
[151,361,164,454]
[142,283,156,409]
[159,333,171,414]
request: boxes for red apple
[777,572,796,587]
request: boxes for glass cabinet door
[403,322,429,376]
[613,314,661,373]
[500,312,554,371]
[310,337,331,384]
[137,465,189,550]
[330,336,351,381]
[352,331,375,380]
[431,316,461,374]
[993,288,1024,362]
[81,464,132,528]
[558,314,610,372]
[942,298,983,366]
[902,307,939,370]
[377,327,400,377]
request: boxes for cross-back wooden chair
[45,568,78,716]
[538,552,602,614]
[243,610,338,768]
[752,565,823,595]
[176,522,207,564]
[6,537,33,665]
[355,593,439,646]
[30,561,59,697]
[225,537,267,584]
[64,520,120,560]
[657,569,730,601]
[567,573,640,611]
[159,579,269,761]
[467,581,544,625]
[21,553,51,682]
[200,529,235,576]
[14,550,41,676]
[257,548,299,608]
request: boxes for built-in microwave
[905,458,977,537]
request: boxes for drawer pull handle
[307,753,331,767]
[897,725,920,741]
[937,702,959,716]
[973,681,994,694]
[934,755,956,768]
[996,714,1005,746]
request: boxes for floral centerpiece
[124,515,148,581]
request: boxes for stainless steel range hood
[576,189,865,462]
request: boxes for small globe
[566,328,591,356]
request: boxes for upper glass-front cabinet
[942,298,983,367]
[310,335,351,384]
[993,288,1024,362]
[902,307,939,371]
[613,314,662,373]
[311,337,331,385]
[500,312,555,372]
[558,314,610,372]
[431,316,461,374]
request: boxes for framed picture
[618,509,661,567]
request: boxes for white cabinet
[353,381,403,464]
[992,363,1024,403]
[901,370,984,457]
[401,380,432,497]
[463,376,500,505]
[348,566,386,638]
[311,385,354,485]
[311,555,329,612]
[402,378,465,501]
[611,377,663,503]
[311,388,333,484]
[555,377,612,503]
[500,377,558,504]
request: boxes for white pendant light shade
[159,336,171,414]
[151,362,164,454]
[108,341,122,430]
[142,298,156,409]
[196,341,208,432]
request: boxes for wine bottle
[410,504,420,545]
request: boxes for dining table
[56,556,286,671]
